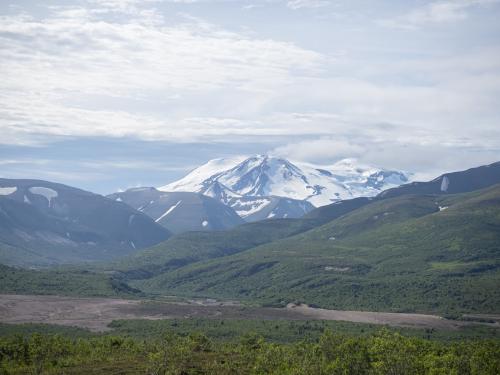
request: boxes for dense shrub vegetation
[0,264,140,298]
[0,329,498,374]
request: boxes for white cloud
[271,137,363,162]
[0,0,499,180]
[269,135,500,178]
[286,0,331,10]
[0,8,322,94]
[0,1,323,144]
[379,0,500,29]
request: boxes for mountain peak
[159,155,410,209]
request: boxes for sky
[0,0,499,194]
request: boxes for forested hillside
[125,185,500,314]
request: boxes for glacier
[159,155,410,209]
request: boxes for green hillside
[302,160,500,226]
[114,217,319,277]
[0,264,141,298]
[128,185,500,314]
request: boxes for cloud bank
[0,0,499,190]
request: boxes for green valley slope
[0,264,140,298]
[114,217,320,277]
[128,185,500,314]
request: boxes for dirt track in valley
[0,294,498,332]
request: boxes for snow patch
[440,176,450,192]
[438,206,448,211]
[202,220,209,227]
[116,197,122,202]
[0,187,17,195]
[29,187,58,206]
[156,200,182,222]
[236,198,271,218]
[325,266,350,272]
[24,195,31,204]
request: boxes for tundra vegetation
[0,328,499,374]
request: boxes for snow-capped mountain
[158,155,410,219]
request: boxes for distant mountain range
[1,160,499,315]
[0,179,170,266]
[104,156,408,228]
[158,155,409,220]
[2,159,498,273]
[306,160,500,224]
[107,188,244,234]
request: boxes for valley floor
[1,294,498,332]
